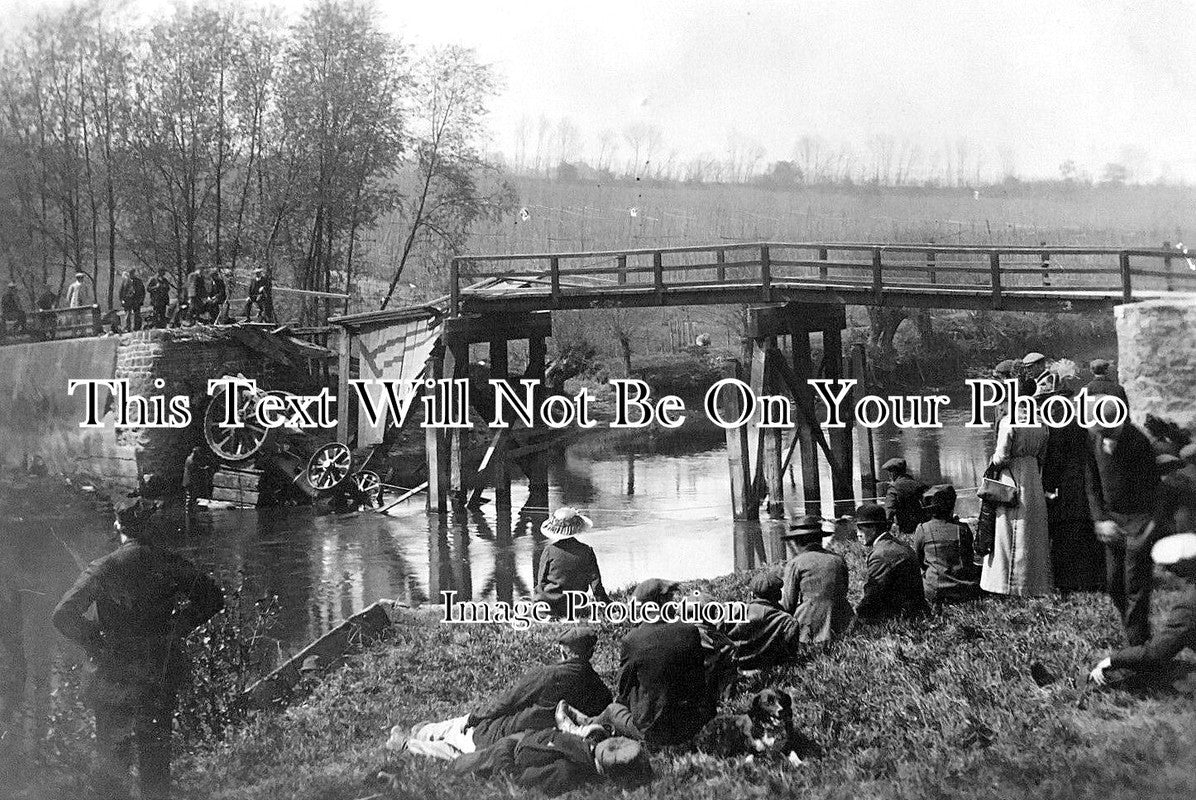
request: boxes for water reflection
[0,405,996,740]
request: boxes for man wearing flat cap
[52,500,223,800]
[615,578,710,745]
[881,457,930,535]
[723,571,804,670]
[399,625,612,760]
[1085,359,1128,409]
[854,503,930,622]
[1021,352,1058,396]
[779,515,854,643]
[1090,533,1196,690]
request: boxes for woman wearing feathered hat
[535,507,610,617]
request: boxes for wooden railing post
[1119,251,1132,302]
[91,304,102,335]
[716,248,726,282]
[989,250,1002,310]
[760,245,772,302]
[926,249,937,284]
[617,254,628,285]
[652,251,664,304]
[1040,242,1051,287]
[871,248,883,304]
[818,247,829,281]
[550,256,561,305]
[449,257,460,316]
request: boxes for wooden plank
[378,481,429,513]
[490,339,510,507]
[1120,251,1133,302]
[989,250,1003,310]
[760,245,772,302]
[336,329,352,445]
[871,248,884,305]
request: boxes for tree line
[0,0,512,320]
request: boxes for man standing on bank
[119,269,146,332]
[52,501,223,800]
[882,457,929,536]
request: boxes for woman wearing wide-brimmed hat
[535,507,610,617]
[778,515,854,643]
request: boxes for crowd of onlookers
[374,352,1196,795]
[0,265,275,340]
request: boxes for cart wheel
[204,386,271,462]
[306,442,352,490]
[354,470,382,505]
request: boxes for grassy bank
[166,542,1194,800]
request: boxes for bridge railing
[450,243,1196,314]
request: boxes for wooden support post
[1119,251,1133,302]
[653,251,664,304]
[490,339,510,508]
[425,346,450,513]
[617,255,628,285]
[449,257,460,316]
[336,328,353,445]
[989,250,1002,310]
[760,245,772,302]
[444,340,469,509]
[822,325,854,519]
[721,358,756,520]
[926,249,937,284]
[790,328,822,516]
[850,342,877,503]
[550,256,561,305]
[1163,241,1174,291]
[871,248,883,305]
[716,248,726,282]
[762,339,785,519]
[818,247,828,281]
[91,304,102,336]
[1040,243,1051,288]
[525,332,549,508]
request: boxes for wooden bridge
[338,240,1196,521]
[450,242,1196,316]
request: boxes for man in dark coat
[779,515,854,642]
[1040,392,1105,592]
[182,446,215,507]
[206,269,227,323]
[146,268,171,328]
[183,267,205,323]
[912,485,980,606]
[855,503,930,622]
[1084,402,1162,646]
[244,267,274,322]
[119,269,146,331]
[448,728,651,797]
[400,626,612,760]
[615,578,711,746]
[1090,533,1196,689]
[52,501,223,800]
[723,571,803,670]
[882,457,929,535]
[535,508,609,617]
[1085,359,1128,409]
[1,281,26,334]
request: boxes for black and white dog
[695,688,812,765]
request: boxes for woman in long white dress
[980,379,1053,597]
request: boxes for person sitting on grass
[722,571,804,671]
[882,457,930,535]
[390,626,612,761]
[1089,532,1196,692]
[854,503,931,622]
[779,515,855,643]
[912,485,981,607]
[447,725,652,797]
[681,589,738,705]
[535,507,610,617]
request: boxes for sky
[3,0,1195,182]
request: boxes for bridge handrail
[448,242,1196,315]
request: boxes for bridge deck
[452,242,1196,315]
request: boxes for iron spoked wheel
[306,442,353,491]
[204,386,271,462]
[353,470,382,505]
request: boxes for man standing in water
[52,501,223,800]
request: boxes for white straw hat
[540,507,593,541]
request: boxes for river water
[0,407,994,727]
